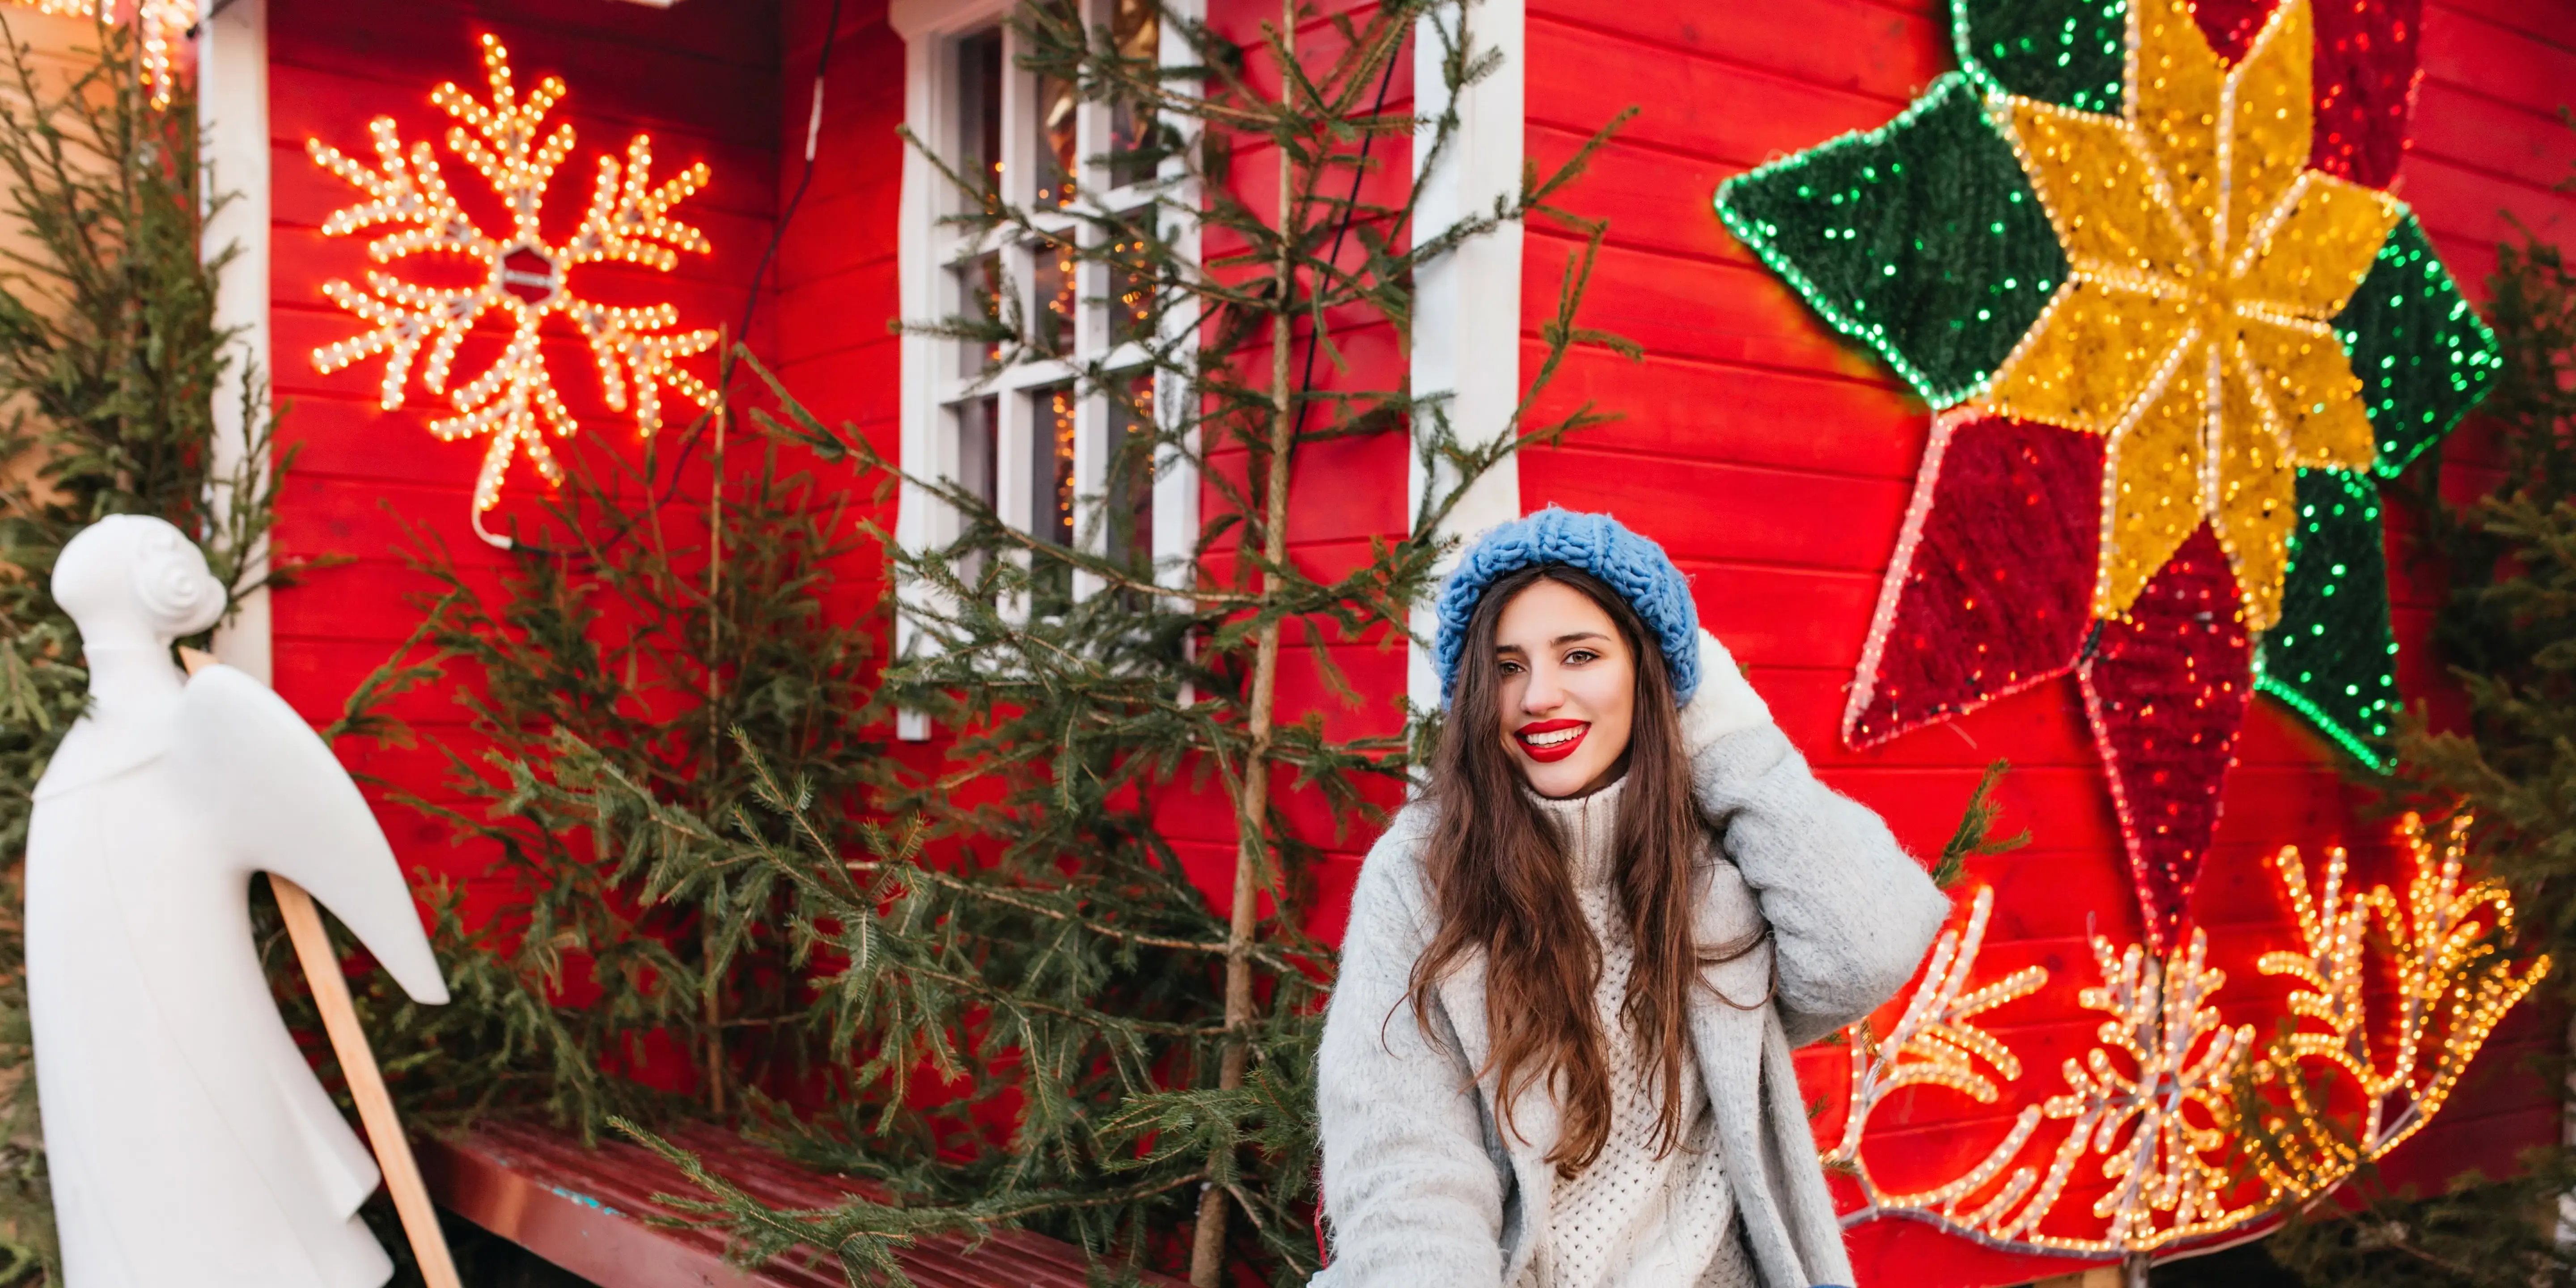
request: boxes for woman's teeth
[1524,726,1582,746]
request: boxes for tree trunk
[1189,21,1300,1280]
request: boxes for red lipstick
[1513,718,1589,763]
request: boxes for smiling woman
[1311,508,1952,1288]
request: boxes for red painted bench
[419,1120,1186,1288]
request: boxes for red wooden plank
[2398,151,2576,253]
[412,0,783,70]
[772,259,903,367]
[1527,127,1750,267]
[2409,80,2576,196]
[1526,17,1915,168]
[2418,6,2576,132]
[1523,446,1911,571]
[1522,344,1928,480]
[1527,0,1945,106]
[1523,233,1899,383]
[2429,0,2576,55]
[773,177,903,287]
[269,1,785,150]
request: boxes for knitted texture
[1434,509,1702,707]
[1523,779,1748,1288]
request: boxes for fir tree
[0,13,280,1279]
[2248,123,2576,1288]
[309,409,893,1140]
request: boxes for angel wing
[172,664,450,1005]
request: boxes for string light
[1712,72,2065,409]
[1832,813,2546,1255]
[2078,526,2250,953]
[1843,409,2100,747]
[2245,814,2550,1199]
[1980,0,2401,632]
[8,2,194,109]
[306,34,717,542]
[1731,0,2497,945]
[2334,215,2504,479]
[1948,0,2124,114]
[2254,469,2398,769]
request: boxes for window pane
[954,251,1003,376]
[1032,237,1076,356]
[955,29,1004,199]
[956,396,999,511]
[1032,14,1079,210]
[1110,214,1154,348]
[954,396,999,587]
[1109,0,1159,189]
[1030,382,1077,613]
[1106,372,1155,581]
[1032,383,1077,549]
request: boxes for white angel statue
[28,515,449,1287]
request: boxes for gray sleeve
[1313,813,1508,1287]
[1690,723,1950,1048]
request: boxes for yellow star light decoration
[307,34,718,541]
[1979,0,2400,631]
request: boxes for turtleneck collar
[1526,772,1627,890]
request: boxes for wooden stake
[179,649,462,1288]
[273,876,462,1288]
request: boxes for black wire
[504,0,846,558]
[1283,25,1406,461]
[640,0,846,511]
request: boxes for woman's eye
[1564,649,1598,665]
[1497,660,1523,675]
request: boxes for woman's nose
[1521,666,1563,713]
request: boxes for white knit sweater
[1523,780,1755,1288]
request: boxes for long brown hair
[1404,564,1709,1177]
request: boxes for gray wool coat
[1312,635,1949,1288]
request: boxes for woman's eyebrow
[1551,631,1612,647]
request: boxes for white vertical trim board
[199,0,273,684]
[1407,0,1526,715]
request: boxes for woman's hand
[1678,628,1772,753]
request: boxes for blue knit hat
[1432,508,1700,707]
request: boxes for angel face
[53,515,226,648]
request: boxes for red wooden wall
[269,0,789,904]
[263,0,2571,1281]
[1514,1,2575,1284]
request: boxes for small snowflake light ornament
[1715,0,2500,949]
[308,34,719,545]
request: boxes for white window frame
[893,0,1203,738]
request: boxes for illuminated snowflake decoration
[307,34,717,539]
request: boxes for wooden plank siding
[1509,0,2574,1284]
